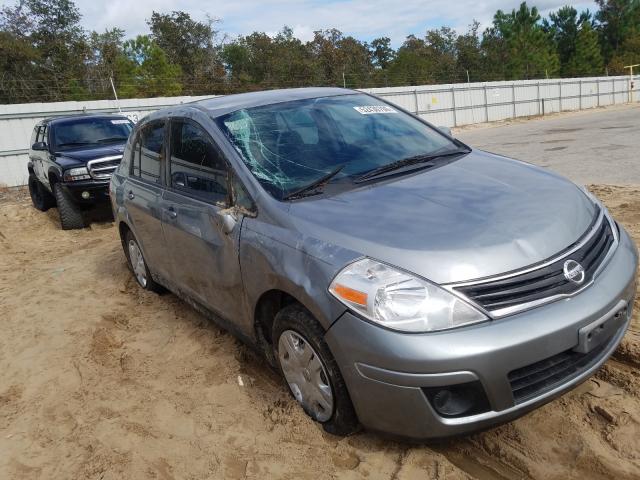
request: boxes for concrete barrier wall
[1,75,638,187]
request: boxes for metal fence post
[413,89,419,115]
[559,81,562,112]
[511,83,516,118]
[597,78,600,107]
[451,86,457,127]
[612,78,615,104]
[483,84,489,122]
[579,80,582,110]
[537,81,541,115]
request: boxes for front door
[160,118,244,323]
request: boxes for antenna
[109,76,122,113]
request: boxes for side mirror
[216,210,237,235]
[438,126,452,137]
[32,141,48,151]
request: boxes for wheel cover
[278,330,334,422]
[128,239,148,287]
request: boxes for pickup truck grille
[87,156,122,180]
[508,332,614,404]
[454,208,617,317]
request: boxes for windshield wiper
[97,137,128,143]
[355,148,471,183]
[56,141,93,148]
[283,165,345,201]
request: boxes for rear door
[160,118,245,322]
[123,120,172,280]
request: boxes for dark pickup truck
[27,114,134,229]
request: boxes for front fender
[239,218,359,331]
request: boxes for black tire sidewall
[53,183,84,229]
[272,304,359,436]
[28,175,45,210]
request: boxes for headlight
[579,185,618,242]
[329,258,488,332]
[63,167,90,181]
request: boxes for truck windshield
[216,93,460,200]
[52,117,133,151]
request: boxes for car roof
[144,87,360,122]
[41,113,131,127]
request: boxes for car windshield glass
[52,117,133,151]
[216,94,459,200]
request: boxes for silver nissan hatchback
[110,88,637,439]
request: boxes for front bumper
[325,226,638,440]
[61,179,110,204]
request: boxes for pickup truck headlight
[329,258,488,332]
[63,167,91,181]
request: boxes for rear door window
[132,122,164,183]
[169,120,229,206]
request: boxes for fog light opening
[423,381,490,418]
[81,191,90,199]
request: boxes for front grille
[87,156,122,180]
[508,334,614,404]
[455,210,615,316]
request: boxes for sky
[74,0,596,46]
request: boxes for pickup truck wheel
[273,304,359,436]
[124,230,162,293]
[28,174,55,211]
[53,183,85,230]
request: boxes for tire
[123,229,163,293]
[28,174,55,212]
[53,182,85,230]
[273,304,359,436]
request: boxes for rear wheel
[28,174,55,211]
[53,182,85,229]
[273,304,359,436]
[124,230,162,292]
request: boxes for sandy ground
[0,185,639,480]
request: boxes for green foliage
[544,6,594,75]
[148,11,223,94]
[1,0,639,103]
[566,22,604,76]
[120,35,182,97]
[484,2,560,79]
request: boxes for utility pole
[623,64,639,103]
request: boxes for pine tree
[566,23,604,76]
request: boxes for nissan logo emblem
[563,259,585,284]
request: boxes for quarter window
[36,126,48,144]
[169,120,229,206]
[132,122,164,183]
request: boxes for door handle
[127,190,135,200]
[165,207,178,219]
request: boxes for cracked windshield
[217,93,457,199]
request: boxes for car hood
[54,144,125,165]
[286,150,597,284]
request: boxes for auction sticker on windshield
[353,105,398,114]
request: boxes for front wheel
[53,183,85,229]
[273,304,359,436]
